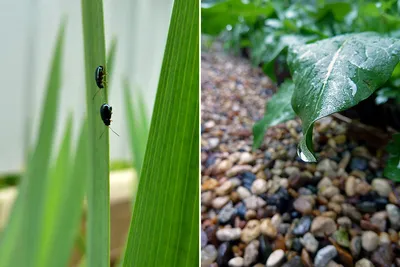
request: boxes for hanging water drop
[297,145,313,163]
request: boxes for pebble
[271,214,282,229]
[320,185,340,199]
[251,179,268,195]
[301,248,313,267]
[350,157,368,171]
[317,176,333,189]
[237,186,251,200]
[386,204,400,230]
[332,228,350,248]
[370,211,388,232]
[208,137,220,149]
[342,203,362,221]
[241,220,261,243]
[266,249,285,267]
[215,159,233,175]
[228,257,244,267]
[202,244,218,265]
[243,195,266,210]
[293,197,313,214]
[379,232,390,244]
[372,178,392,197]
[212,196,230,209]
[301,232,318,253]
[202,191,213,206]
[361,231,379,252]
[217,242,233,266]
[317,159,338,173]
[355,258,374,267]
[216,180,233,196]
[356,181,371,195]
[227,165,252,177]
[239,152,254,165]
[216,228,241,241]
[219,202,236,224]
[281,255,302,267]
[243,240,259,266]
[371,243,393,267]
[260,219,277,238]
[202,178,219,190]
[201,230,208,248]
[284,166,300,176]
[311,216,337,237]
[293,216,312,236]
[314,245,337,267]
[345,176,356,197]
[350,236,361,258]
[337,217,352,229]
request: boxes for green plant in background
[202,0,400,180]
[0,19,89,267]
[122,0,199,265]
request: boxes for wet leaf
[253,80,296,149]
[384,133,400,181]
[288,32,400,162]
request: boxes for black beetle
[99,103,119,138]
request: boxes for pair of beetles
[94,65,119,137]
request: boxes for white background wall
[0,0,174,173]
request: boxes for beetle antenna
[109,126,120,137]
[92,89,102,100]
[99,128,107,139]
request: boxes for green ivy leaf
[253,80,296,149]
[288,32,400,162]
[384,133,400,181]
[201,0,274,35]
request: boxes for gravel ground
[201,51,400,267]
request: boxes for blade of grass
[0,18,66,267]
[36,114,73,267]
[123,81,146,177]
[81,0,110,266]
[122,0,199,265]
[136,89,149,134]
[46,120,89,267]
[106,38,117,86]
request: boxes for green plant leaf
[123,80,147,179]
[36,115,73,267]
[81,0,110,266]
[0,18,66,267]
[46,120,88,267]
[384,133,400,181]
[288,32,400,162]
[106,38,117,87]
[201,0,274,35]
[252,80,296,149]
[122,0,199,265]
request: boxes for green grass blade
[81,0,110,266]
[0,19,66,267]
[123,81,146,177]
[122,0,199,265]
[46,120,89,267]
[137,89,149,134]
[106,38,117,86]
[36,115,73,267]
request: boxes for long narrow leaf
[81,0,110,266]
[122,0,199,265]
[0,19,66,267]
[46,120,89,267]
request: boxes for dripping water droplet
[297,145,313,163]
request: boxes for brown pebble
[360,220,381,233]
[230,191,240,203]
[317,196,329,205]
[389,191,400,205]
[288,188,299,198]
[274,235,286,250]
[202,178,219,191]
[321,211,337,220]
[329,238,354,267]
[301,248,313,267]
